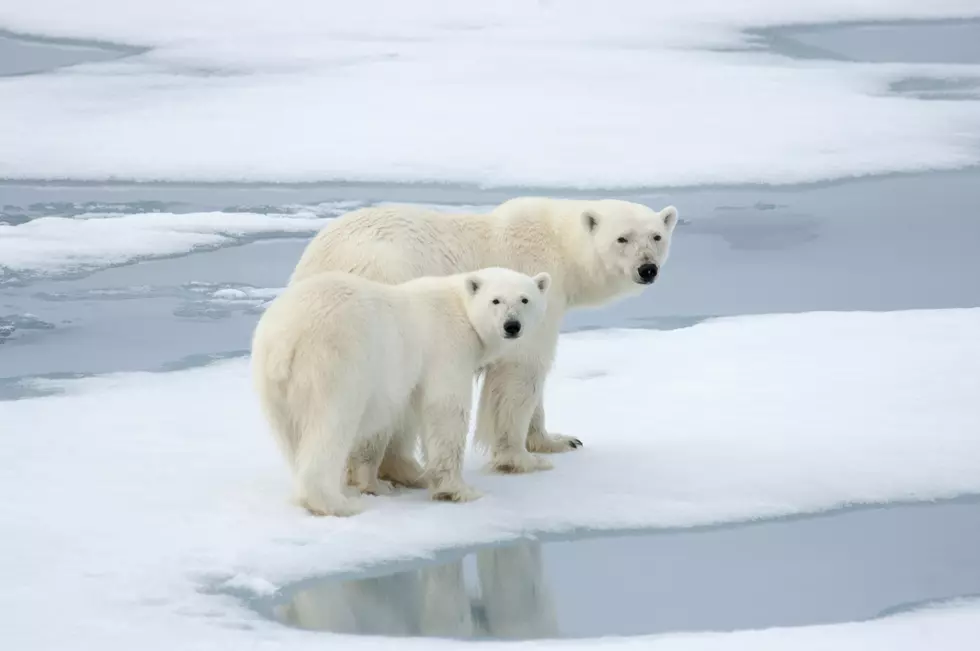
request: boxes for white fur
[251,267,551,516]
[289,197,678,476]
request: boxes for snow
[3,307,980,649]
[1,1,980,187]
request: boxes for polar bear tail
[256,374,303,465]
[270,387,304,461]
[251,342,304,468]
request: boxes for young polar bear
[289,197,678,481]
[251,267,551,516]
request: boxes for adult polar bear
[290,197,678,481]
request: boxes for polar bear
[251,266,551,516]
[290,197,678,480]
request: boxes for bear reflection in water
[273,540,558,639]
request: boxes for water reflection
[262,500,980,639]
[273,540,558,639]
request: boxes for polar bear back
[289,198,674,312]
[291,206,499,285]
[290,204,577,292]
[251,271,479,453]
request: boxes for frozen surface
[1,2,980,186]
[3,308,980,649]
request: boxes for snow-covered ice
[3,307,980,649]
[0,208,336,281]
[1,1,980,187]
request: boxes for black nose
[503,320,522,337]
[637,263,658,283]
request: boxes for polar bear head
[581,200,678,287]
[463,267,551,346]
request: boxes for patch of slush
[3,308,980,649]
[0,312,55,341]
[32,282,282,317]
[0,199,362,225]
[175,283,282,318]
[1,2,980,187]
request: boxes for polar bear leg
[421,387,482,502]
[294,406,364,517]
[378,404,428,489]
[526,402,583,453]
[348,433,394,496]
[521,333,582,454]
[476,361,553,474]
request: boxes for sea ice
[0,1,978,187]
[0,209,336,281]
[2,307,979,649]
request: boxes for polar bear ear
[533,272,551,294]
[661,206,678,231]
[465,275,481,296]
[582,211,599,233]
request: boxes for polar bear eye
[654,234,662,241]
[617,236,629,244]
[521,297,529,304]
[492,298,500,305]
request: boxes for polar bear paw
[348,464,396,496]
[301,494,364,518]
[431,483,484,503]
[360,478,395,496]
[526,431,584,454]
[490,451,554,474]
[378,456,428,489]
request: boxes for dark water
[252,499,980,639]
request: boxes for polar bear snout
[503,319,523,338]
[635,262,659,284]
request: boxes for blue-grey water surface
[252,499,980,639]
